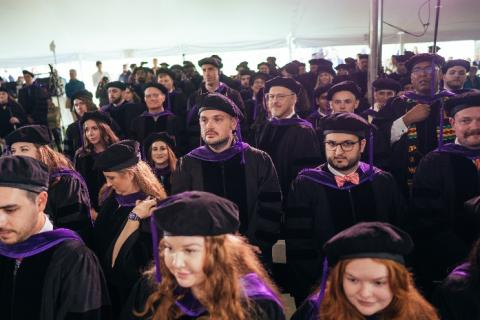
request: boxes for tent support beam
[368,0,383,104]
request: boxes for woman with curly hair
[121,191,285,320]
[143,132,177,194]
[6,124,93,244]
[92,139,166,318]
[74,111,119,215]
[291,222,439,320]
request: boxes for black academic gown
[46,169,93,245]
[410,147,480,297]
[0,239,111,320]
[18,82,49,125]
[92,191,153,318]
[285,163,406,304]
[102,101,145,137]
[74,150,105,211]
[120,276,286,320]
[171,144,283,265]
[0,99,28,139]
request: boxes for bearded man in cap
[171,93,282,267]
[0,86,27,142]
[18,70,49,126]
[285,112,405,305]
[410,91,480,297]
[442,59,471,93]
[157,67,188,128]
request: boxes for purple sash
[402,90,455,104]
[187,142,249,162]
[114,191,147,207]
[269,116,313,128]
[434,143,480,160]
[140,110,174,118]
[0,228,82,259]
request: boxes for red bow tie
[334,172,360,188]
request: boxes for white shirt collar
[37,214,54,234]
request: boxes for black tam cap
[94,140,140,172]
[322,112,373,138]
[327,81,362,101]
[309,58,333,67]
[152,191,240,236]
[198,93,241,118]
[252,72,269,82]
[335,63,350,71]
[372,78,401,93]
[265,76,302,95]
[442,59,471,74]
[143,132,176,156]
[157,68,176,80]
[6,125,51,146]
[257,62,270,69]
[22,70,34,78]
[314,85,332,99]
[357,54,369,59]
[144,83,168,96]
[80,111,112,127]
[71,89,93,101]
[198,57,222,69]
[405,53,445,72]
[105,81,127,91]
[0,86,9,93]
[444,91,480,117]
[323,222,414,267]
[317,65,336,76]
[0,156,49,193]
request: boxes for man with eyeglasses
[254,76,321,202]
[410,91,480,297]
[374,53,451,196]
[442,59,471,93]
[285,112,405,305]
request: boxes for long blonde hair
[319,258,439,320]
[36,144,74,171]
[138,234,282,320]
[147,144,177,173]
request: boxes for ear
[359,138,367,153]
[230,117,238,131]
[354,99,360,110]
[449,116,455,128]
[36,191,48,213]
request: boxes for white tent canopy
[2,0,480,67]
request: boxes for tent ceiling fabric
[2,0,479,67]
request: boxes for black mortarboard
[372,78,401,93]
[143,132,176,156]
[257,62,270,69]
[94,140,140,171]
[198,93,241,118]
[156,67,176,80]
[442,59,471,74]
[405,53,445,72]
[22,70,34,78]
[71,89,93,101]
[313,85,332,99]
[143,83,168,96]
[80,111,112,127]
[152,191,240,236]
[317,65,336,76]
[6,125,51,146]
[327,81,362,100]
[105,81,127,91]
[335,63,350,71]
[0,156,49,193]
[322,112,373,138]
[264,76,302,95]
[444,91,480,117]
[198,57,222,69]
[323,221,414,266]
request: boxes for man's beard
[206,136,230,151]
[327,154,360,172]
[446,80,463,90]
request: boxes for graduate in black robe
[92,140,167,318]
[171,93,282,266]
[0,156,111,320]
[0,86,28,140]
[17,70,49,126]
[120,191,285,320]
[410,92,480,297]
[285,113,406,305]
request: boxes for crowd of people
[0,49,480,319]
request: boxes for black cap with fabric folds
[94,140,140,172]
[0,156,49,193]
[405,53,445,72]
[80,111,112,127]
[152,191,240,236]
[314,85,332,99]
[357,54,369,59]
[309,58,333,67]
[198,57,222,69]
[323,222,414,267]
[143,83,168,96]
[71,89,93,101]
[372,78,401,93]
[327,81,362,100]
[22,70,34,77]
[442,59,471,74]
[257,62,270,69]
[0,86,9,93]
[335,63,350,71]
[322,112,373,138]
[143,132,176,155]
[198,93,242,119]
[252,72,269,82]
[317,65,336,76]
[6,125,51,146]
[156,67,176,80]
[105,81,127,91]
[444,91,480,117]
[264,76,302,95]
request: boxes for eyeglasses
[265,93,295,101]
[324,140,360,151]
[411,66,438,75]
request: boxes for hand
[9,117,20,124]
[402,103,431,126]
[132,197,157,219]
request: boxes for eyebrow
[0,204,19,210]
[164,242,202,248]
[345,272,387,280]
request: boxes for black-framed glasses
[324,140,360,152]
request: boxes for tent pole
[368,0,383,104]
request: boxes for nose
[0,213,7,228]
[105,179,112,187]
[334,145,344,155]
[171,252,186,268]
[358,283,373,299]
